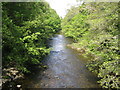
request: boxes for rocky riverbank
[2,67,24,89]
[66,43,95,61]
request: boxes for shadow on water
[22,34,100,88]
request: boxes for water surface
[23,34,99,88]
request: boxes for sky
[45,0,82,18]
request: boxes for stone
[17,85,21,88]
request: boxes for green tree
[62,2,120,88]
[2,2,61,72]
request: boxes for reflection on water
[22,34,100,88]
[51,35,66,51]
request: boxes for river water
[22,34,100,88]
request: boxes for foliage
[62,2,120,88]
[2,2,61,72]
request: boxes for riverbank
[61,2,119,88]
[2,2,61,89]
[67,43,95,61]
[2,63,48,89]
[2,67,24,89]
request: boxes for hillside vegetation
[62,2,120,88]
[2,2,61,73]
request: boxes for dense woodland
[2,2,61,72]
[2,1,120,89]
[62,2,120,88]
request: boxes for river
[22,34,100,88]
